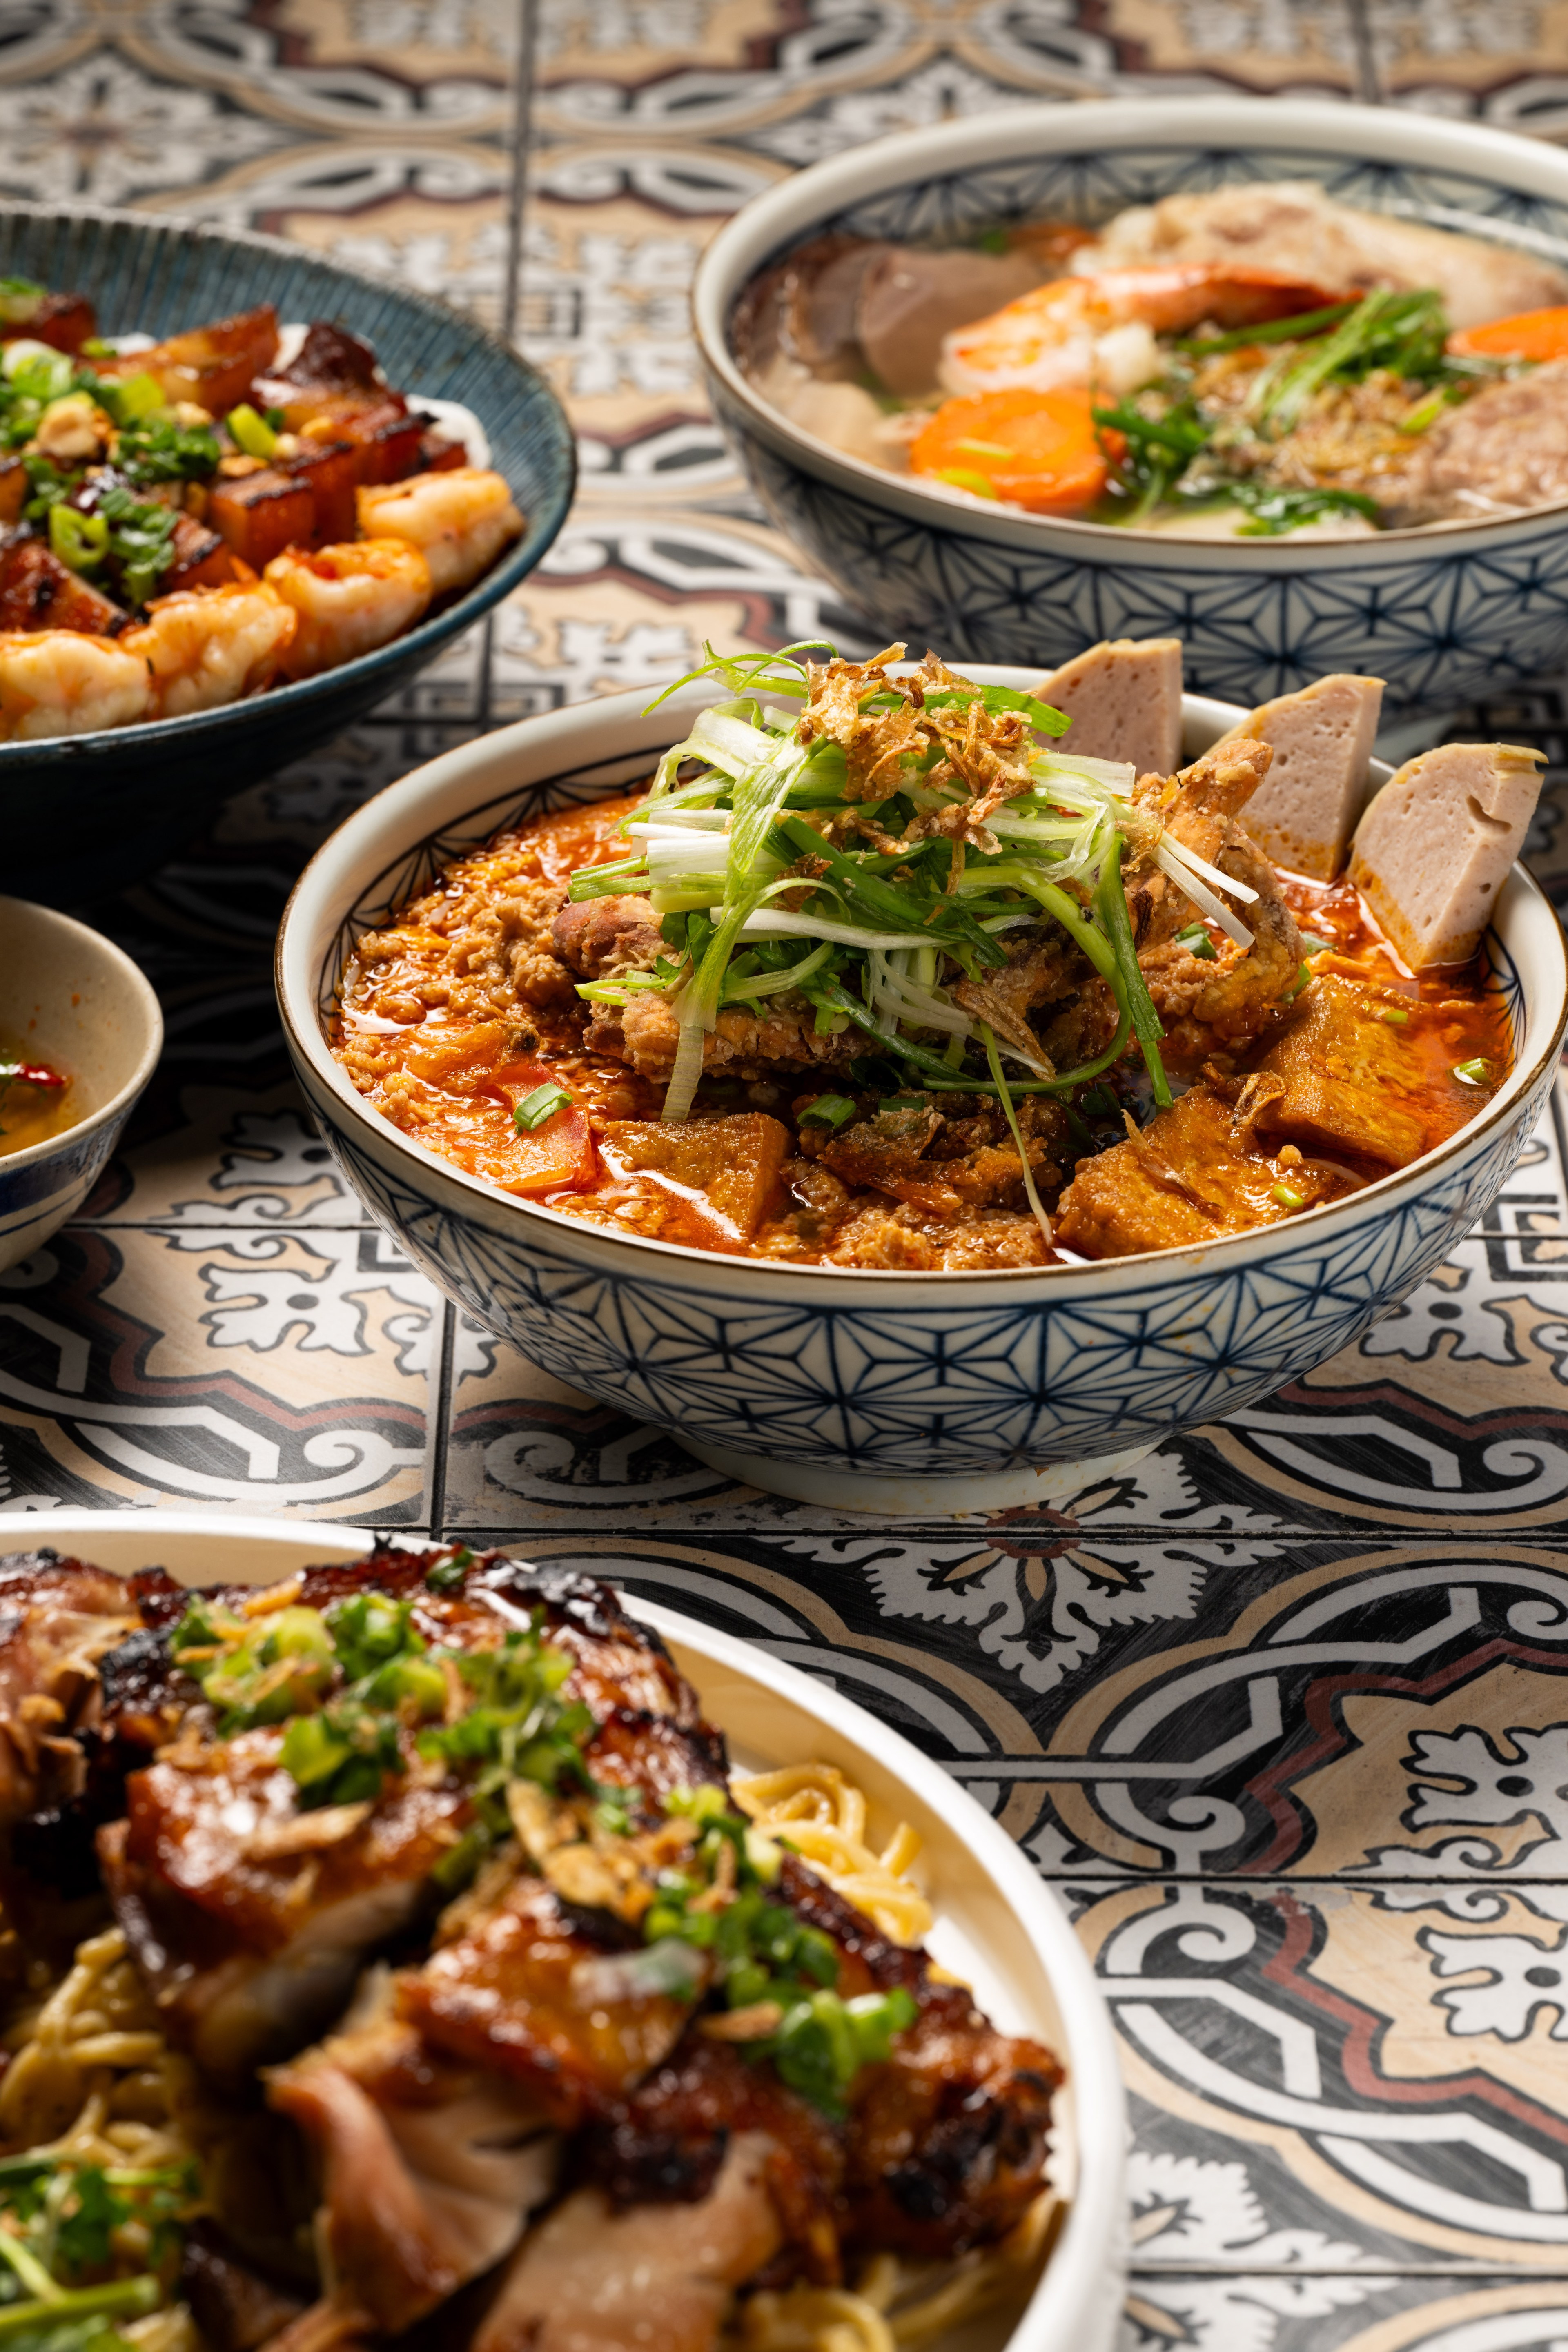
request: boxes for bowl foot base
[677,1434,1157,1515]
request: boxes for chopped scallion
[797,1094,857,1130]
[513,1082,572,1132]
[226,401,278,459]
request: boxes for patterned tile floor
[9,1,1568,2345]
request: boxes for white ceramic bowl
[0,896,162,1272]
[276,677,1568,1515]
[691,98,1568,717]
[9,1509,1128,2352]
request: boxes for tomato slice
[910,386,1118,515]
[1448,305,1568,362]
[481,1060,597,1197]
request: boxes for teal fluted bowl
[0,202,575,902]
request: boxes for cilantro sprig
[0,2155,195,2352]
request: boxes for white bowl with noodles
[11,1510,1129,2352]
[275,671,1568,1517]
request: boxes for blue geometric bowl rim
[0,196,576,765]
[691,94,1568,564]
[0,890,163,1176]
[276,673,1568,1289]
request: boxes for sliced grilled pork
[269,1975,557,2329]
[0,1549,145,1825]
[473,2132,782,2352]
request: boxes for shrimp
[939,265,1341,400]
[0,631,151,739]
[264,540,432,680]
[122,582,297,719]
[356,466,523,599]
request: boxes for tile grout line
[1344,0,1384,103]
[424,1302,457,1537]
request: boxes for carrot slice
[485,1060,597,1195]
[909,387,1118,515]
[1449,305,1568,361]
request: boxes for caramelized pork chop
[94,1550,722,2079]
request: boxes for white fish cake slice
[1349,740,1547,969]
[1036,636,1182,777]
[1217,673,1384,881]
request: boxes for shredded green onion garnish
[594,643,1271,1140]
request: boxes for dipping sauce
[0,1042,71,1158]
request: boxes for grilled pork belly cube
[1036,635,1184,778]
[0,539,127,635]
[417,430,469,474]
[270,392,421,483]
[1,291,96,355]
[1217,673,1385,882]
[156,509,240,597]
[102,303,279,416]
[1350,740,1548,969]
[0,456,24,528]
[337,399,427,486]
[281,435,358,543]
[209,466,315,572]
[266,321,383,398]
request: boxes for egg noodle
[0,1925,200,2352]
[726,1766,1061,2352]
[0,1767,1058,2352]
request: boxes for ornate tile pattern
[6,0,1568,2339]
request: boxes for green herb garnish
[512,1082,572,1132]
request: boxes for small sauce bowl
[0,898,162,1272]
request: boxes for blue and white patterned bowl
[0,895,162,1274]
[276,676,1568,1514]
[0,201,576,903]
[692,99,1568,721]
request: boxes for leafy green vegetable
[1094,395,1210,521]
[1230,482,1380,537]
[1259,289,1452,433]
[1175,298,1356,356]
